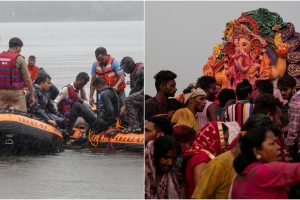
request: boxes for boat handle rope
[4,135,14,145]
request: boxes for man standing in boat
[0,37,35,112]
[65,77,119,137]
[89,47,125,112]
[27,55,39,82]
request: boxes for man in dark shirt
[145,70,177,119]
[26,73,65,128]
[120,56,144,95]
[66,77,119,136]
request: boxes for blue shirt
[91,59,123,76]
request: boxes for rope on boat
[87,117,124,149]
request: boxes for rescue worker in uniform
[0,37,35,112]
[89,47,125,111]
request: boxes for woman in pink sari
[231,126,300,199]
[145,135,184,199]
[180,121,229,198]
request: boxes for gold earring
[256,154,262,160]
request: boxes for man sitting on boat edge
[64,77,120,139]
[54,72,90,119]
[26,73,65,128]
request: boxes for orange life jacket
[95,56,125,92]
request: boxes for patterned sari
[181,121,227,197]
[145,140,183,199]
[182,121,227,158]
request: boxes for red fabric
[58,84,86,118]
[185,151,211,198]
[182,121,226,157]
[27,65,39,82]
[0,51,24,89]
[232,162,300,199]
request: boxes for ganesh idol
[203,16,288,94]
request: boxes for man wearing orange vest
[89,47,125,109]
[27,55,39,82]
[0,37,35,112]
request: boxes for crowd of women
[145,70,300,199]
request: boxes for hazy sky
[145,1,300,96]
[0,1,144,22]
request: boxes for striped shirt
[224,100,254,127]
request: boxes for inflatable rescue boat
[71,126,144,153]
[0,110,64,155]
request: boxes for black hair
[256,80,274,95]
[241,114,281,136]
[236,79,253,100]
[9,37,23,48]
[28,55,36,60]
[120,56,135,73]
[277,74,297,89]
[92,77,106,87]
[154,70,177,91]
[76,72,90,82]
[183,84,195,94]
[153,135,181,165]
[147,115,173,136]
[145,94,152,101]
[221,122,228,133]
[196,76,216,91]
[95,47,107,57]
[253,94,282,116]
[167,98,184,112]
[172,124,196,144]
[36,73,51,85]
[233,126,271,174]
[218,88,236,108]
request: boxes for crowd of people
[0,37,144,144]
[145,69,300,199]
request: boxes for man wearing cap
[120,56,144,95]
[0,37,35,112]
[171,88,207,133]
[89,47,125,110]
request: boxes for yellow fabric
[171,108,200,133]
[192,151,236,199]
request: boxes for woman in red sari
[180,121,229,198]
